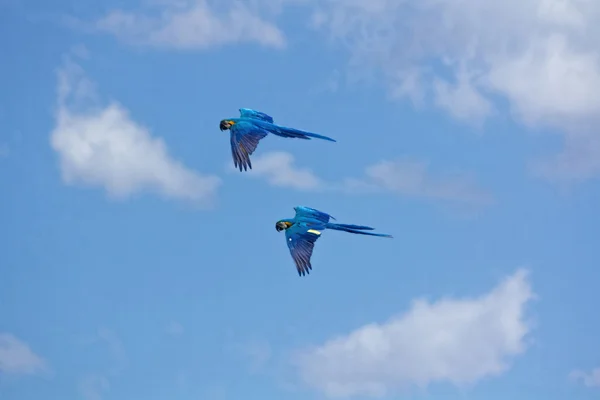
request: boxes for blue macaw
[275,206,393,276]
[219,108,336,171]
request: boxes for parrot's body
[219,108,336,171]
[275,206,393,276]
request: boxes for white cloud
[245,152,491,205]
[309,0,600,181]
[91,0,285,50]
[530,129,600,183]
[345,159,493,205]
[244,151,324,190]
[0,333,46,376]
[76,329,126,400]
[63,0,600,180]
[50,55,221,205]
[79,374,110,400]
[485,34,600,127]
[96,328,127,375]
[433,67,494,125]
[294,269,534,398]
[570,368,600,388]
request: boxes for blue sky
[1,0,599,399]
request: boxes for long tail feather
[329,223,374,230]
[271,126,337,142]
[252,119,337,142]
[326,223,393,238]
[283,127,337,142]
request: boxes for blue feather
[327,223,374,230]
[285,224,324,276]
[239,108,274,123]
[325,223,393,238]
[229,122,268,171]
[252,120,337,142]
[293,206,336,222]
[278,206,393,276]
[221,108,336,172]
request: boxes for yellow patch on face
[228,120,236,125]
[285,221,293,228]
[307,229,321,235]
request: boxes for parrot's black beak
[275,221,287,232]
[219,120,229,131]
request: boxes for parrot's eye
[275,222,287,231]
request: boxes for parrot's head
[275,220,291,232]
[219,119,235,131]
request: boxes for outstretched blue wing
[239,108,274,124]
[285,224,324,276]
[229,121,269,171]
[293,206,336,223]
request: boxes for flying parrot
[275,206,393,276]
[219,108,336,171]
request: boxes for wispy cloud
[204,385,228,400]
[293,269,534,398]
[530,131,600,183]
[243,340,272,373]
[72,0,285,50]
[433,67,494,126]
[0,143,8,158]
[228,339,273,374]
[79,374,110,400]
[76,329,127,400]
[0,333,46,376]
[570,368,600,388]
[96,328,127,375]
[244,151,492,206]
[344,159,494,206]
[50,51,221,205]
[243,151,324,191]
[165,321,184,336]
[309,0,600,182]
